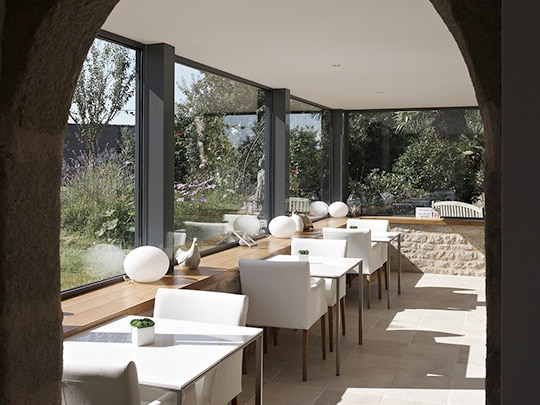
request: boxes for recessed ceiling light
[332,64,341,68]
[376,91,384,94]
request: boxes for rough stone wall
[203,222,487,299]
[389,224,485,277]
[0,1,121,403]
[428,2,500,402]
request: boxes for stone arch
[0,1,501,403]
[0,1,121,403]
[428,2,501,404]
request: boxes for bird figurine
[175,238,201,269]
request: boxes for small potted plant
[349,225,358,229]
[130,317,155,346]
[298,249,310,261]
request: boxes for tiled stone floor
[240,271,486,405]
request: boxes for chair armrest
[310,277,325,289]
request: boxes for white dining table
[267,254,363,376]
[371,231,402,308]
[64,315,263,405]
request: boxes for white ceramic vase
[132,326,155,346]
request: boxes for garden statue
[254,156,265,209]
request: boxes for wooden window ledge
[62,218,347,338]
[62,215,481,337]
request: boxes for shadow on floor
[240,271,486,405]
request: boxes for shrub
[173,180,248,226]
[61,148,135,248]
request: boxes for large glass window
[346,108,484,217]
[288,99,331,213]
[174,63,267,254]
[61,37,138,292]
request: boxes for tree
[70,39,135,161]
[289,126,321,198]
[348,108,484,207]
[348,111,410,183]
[174,71,262,193]
[391,109,484,202]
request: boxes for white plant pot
[299,254,309,261]
[132,326,155,346]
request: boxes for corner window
[174,63,268,255]
[288,99,330,213]
[346,108,484,218]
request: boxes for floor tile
[242,271,486,404]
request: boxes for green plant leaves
[130,318,155,329]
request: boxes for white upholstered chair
[153,288,249,405]
[61,357,177,405]
[322,227,388,309]
[290,238,347,352]
[238,258,327,381]
[346,218,391,292]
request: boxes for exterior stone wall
[389,222,485,277]
[204,220,486,298]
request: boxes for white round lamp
[123,246,169,283]
[268,216,296,238]
[309,201,329,217]
[328,201,349,217]
[234,215,261,235]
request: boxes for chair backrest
[322,227,371,258]
[290,238,347,257]
[238,258,320,330]
[346,218,389,232]
[432,201,484,218]
[154,288,248,326]
[62,358,140,405]
[323,227,380,273]
[154,289,249,405]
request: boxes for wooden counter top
[62,217,347,337]
[62,215,481,337]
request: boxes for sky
[71,44,321,137]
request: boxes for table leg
[358,263,363,345]
[397,235,402,295]
[386,243,391,309]
[255,334,263,405]
[335,278,341,376]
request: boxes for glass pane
[288,99,330,214]
[174,64,267,254]
[346,108,485,217]
[61,38,137,291]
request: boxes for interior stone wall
[0,1,120,403]
[428,2,500,402]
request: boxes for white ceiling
[102,0,477,110]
